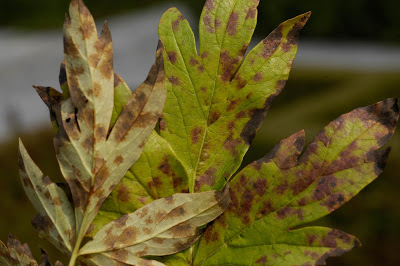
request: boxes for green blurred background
[0,0,399,265]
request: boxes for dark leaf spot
[227,12,239,36]
[191,127,202,144]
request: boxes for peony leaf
[52,0,166,248]
[158,0,310,193]
[18,140,75,253]
[79,187,230,256]
[192,98,399,265]
[0,235,39,266]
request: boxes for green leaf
[158,0,310,193]
[18,140,75,254]
[80,188,230,258]
[192,98,399,265]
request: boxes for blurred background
[0,0,399,265]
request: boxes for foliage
[0,0,398,265]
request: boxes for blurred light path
[1,4,400,141]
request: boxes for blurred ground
[0,1,399,265]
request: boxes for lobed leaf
[191,98,399,265]
[50,0,167,241]
[158,0,310,193]
[79,188,230,257]
[0,235,60,266]
[18,140,75,254]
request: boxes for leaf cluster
[1,0,399,265]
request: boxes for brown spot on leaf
[167,206,186,219]
[205,0,215,10]
[220,51,240,82]
[93,166,110,190]
[167,51,178,64]
[42,176,52,186]
[170,223,192,238]
[209,111,221,125]
[204,226,219,244]
[255,255,268,265]
[158,156,171,175]
[114,155,124,165]
[234,75,247,89]
[32,214,53,233]
[227,12,239,36]
[194,167,217,191]
[117,185,131,203]
[114,227,138,248]
[21,177,33,189]
[201,51,209,59]
[313,175,337,201]
[252,178,268,196]
[215,18,222,28]
[152,238,165,244]
[262,25,283,58]
[145,216,154,224]
[224,137,241,156]
[282,13,311,52]
[257,200,274,218]
[308,234,317,245]
[227,121,235,131]
[253,72,263,82]
[191,127,202,144]
[82,137,93,152]
[240,81,285,145]
[190,57,199,66]
[276,206,304,220]
[203,15,215,34]
[366,98,399,131]
[96,126,107,139]
[198,65,205,73]
[168,76,180,86]
[172,15,185,31]
[246,6,257,20]
[69,65,85,77]
[298,197,307,206]
[235,110,246,118]
[155,210,167,223]
[159,119,166,131]
[52,197,62,206]
[227,99,240,112]
[63,36,79,58]
[115,214,129,228]
[322,193,345,211]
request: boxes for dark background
[0,0,399,265]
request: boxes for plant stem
[68,210,90,266]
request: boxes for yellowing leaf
[158,0,310,193]
[50,0,166,253]
[24,0,166,264]
[18,140,75,254]
[79,188,230,257]
[192,98,399,265]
